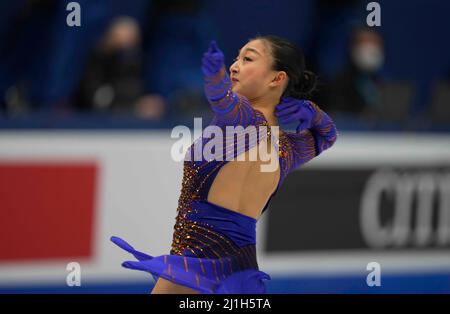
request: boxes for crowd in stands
[0,0,449,131]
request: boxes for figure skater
[111,35,338,294]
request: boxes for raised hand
[201,40,225,77]
[275,97,317,133]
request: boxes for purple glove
[275,97,317,132]
[201,40,225,77]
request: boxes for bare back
[207,137,280,220]
[151,139,280,293]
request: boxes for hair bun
[290,70,318,99]
[301,70,318,96]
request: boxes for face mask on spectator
[352,43,384,73]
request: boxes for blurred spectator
[73,16,165,120]
[325,26,385,122]
[0,0,114,117]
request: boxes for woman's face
[229,39,283,101]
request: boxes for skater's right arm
[202,40,257,126]
[280,100,338,172]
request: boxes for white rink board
[0,130,449,285]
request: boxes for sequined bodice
[169,66,337,261]
[111,62,337,294]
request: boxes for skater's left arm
[202,41,257,126]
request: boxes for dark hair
[249,34,318,99]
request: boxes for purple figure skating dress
[111,64,338,294]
